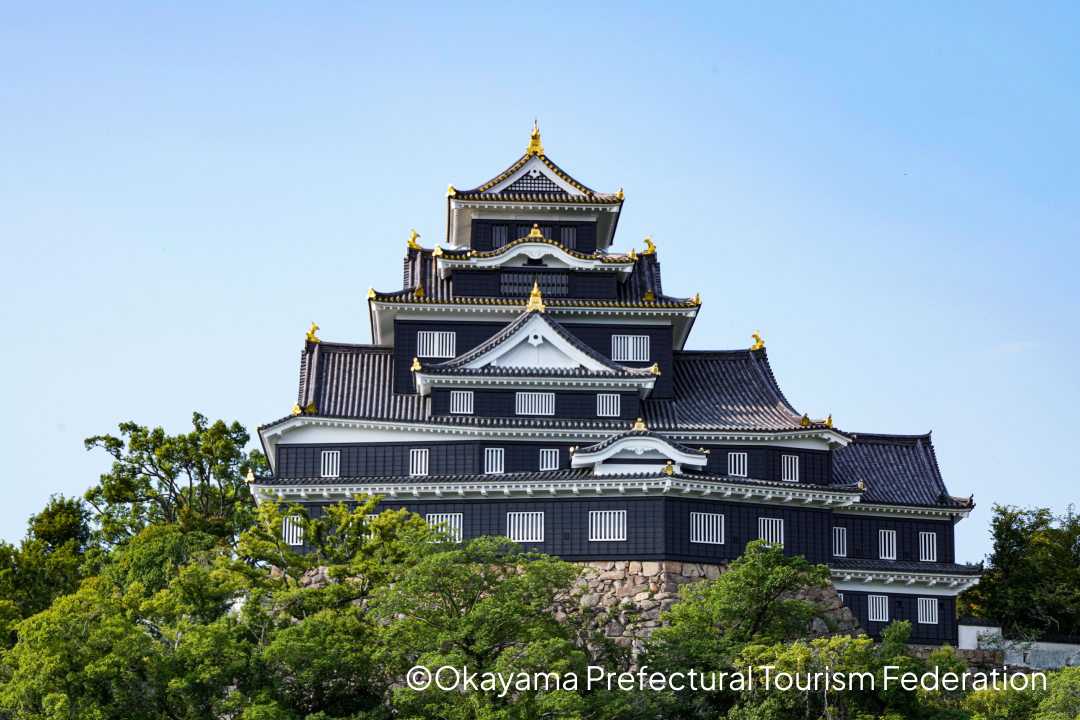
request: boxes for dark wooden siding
[393,320,505,393]
[829,515,955,564]
[701,445,832,485]
[470,221,597,254]
[562,323,674,399]
[452,270,617,300]
[841,591,957,645]
[431,389,637,420]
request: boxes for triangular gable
[460,312,617,371]
[484,155,588,196]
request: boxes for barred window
[868,595,889,622]
[539,449,559,471]
[417,331,456,358]
[782,454,799,482]
[833,526,847,557]
[484,448,504,474]
[560,226,577,249]
[492,224,509,248]
[410,449,429,476]
[918,598,939,625]
[728,452,748,477]
[611,335,650,362]
[690,512,724,544]
[597,394,621,417]
[283,516,304,546]
[507,512,544,543]
[879,529,897,560]
[838,592,845,603]
[517,224,531,239]
[321,450,340,478]
[589,510,627,541]
[758,517,784,546]
[516,392,555,416]
[426,513,463,542]
[919,532,938,562]
[450,390,473,414]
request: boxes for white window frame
[832,526,847,557]
[409,448,429,476]
[416,330,456,358]
[539,449,559,471]
[450,390,473,415]
[283,516,304,546]
[919,531,938,562]
[728,452,748,477]
[690,512,724,544]
[868,594,889,623]
[484,448,505,475]
[758,517,784,547]
[515,391,555,416]
[838,592,845,604]
[879,529,897,560]
[781,454,799,482]
[918,598,939,625]
[611,335,650,362]
[507,511,544,543]
[589,510,627,542]
[596,393,621,418]
[320,450,340,478]
[426,513,463,542]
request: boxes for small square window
[560,226,577,249]
[879,529,897,560]
[868,594,889,623]
[597,394,621,417]
[426,513,463,542]
[507,512,544,543]
[918,598,939,624]
[516,392,555,416]
[492,224,509,248]
[283,516,304,546]
[485,448,504,475]
[919,532,938,562]
[758,517,784,546]
[690,512,724,544]
[611,335,650,362]
[782,454,799,482]
[589,510,626,541]
[321,450,340,478]
[417,331,456,358]
[832,526,847,557]
[410,449,429,476]
[728,452,748,477]
[539,449,559,471]
[450,391,473,415]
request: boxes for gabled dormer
[446,123,624,251]
[570,423,709,476]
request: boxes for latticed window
[539,449,559,471]
[918,598,939,624]
[868,595,889,622]
[758,517,784,546]
[782,454,799,482]
[728,452,748,477]
[920,532,938,562]
[690,512,724,544]
[321,450,340,478]
[426,513,463,542]
[612,335,649,362]
[450,391,473,414]
[417,331,455,358]
[409,449,429,476]
[505,171,563,193]
[589,511,626,541]
[879,530,897,560]
[516,392,555,416]
[560,226,577,249]
[507,512,544,543]
[597,394,621,417]
[282,516,304,546]
[484,448,504,474]
[492,224,509,248]
[500,271,569,297]
[832,526,847,557]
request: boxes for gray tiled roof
[829,558,984,576]
[832,433,971,509]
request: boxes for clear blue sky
[2,2,1077,562]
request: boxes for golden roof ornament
[413,284,425,298]
[642,236,656,255]
[662,461,675,476]
[367,287,376,299]
[304,401,317,414]
[616,188,625,200]
[799,413,811,427]
[292,403,302,416]
[525,281,546,313]
[632,417,647,431]
[858,479,865,491]
[643,288,656,302]
[650,363,661,375]
[526,120,544,156]
[245,468,255,484]
[433,244,443,257]
[826,414,834,429]
[750,331,764,351]
[306,322,321,343]
[629,248,637,260]
[411,357,421,372]
[407,230,421,249]
[447,184,457,197]
[527,223,544,239]
[693,293,701,305]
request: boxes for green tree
[959,504,1080,638]
[84,412,267,546]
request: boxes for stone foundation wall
[570,560,862,654]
